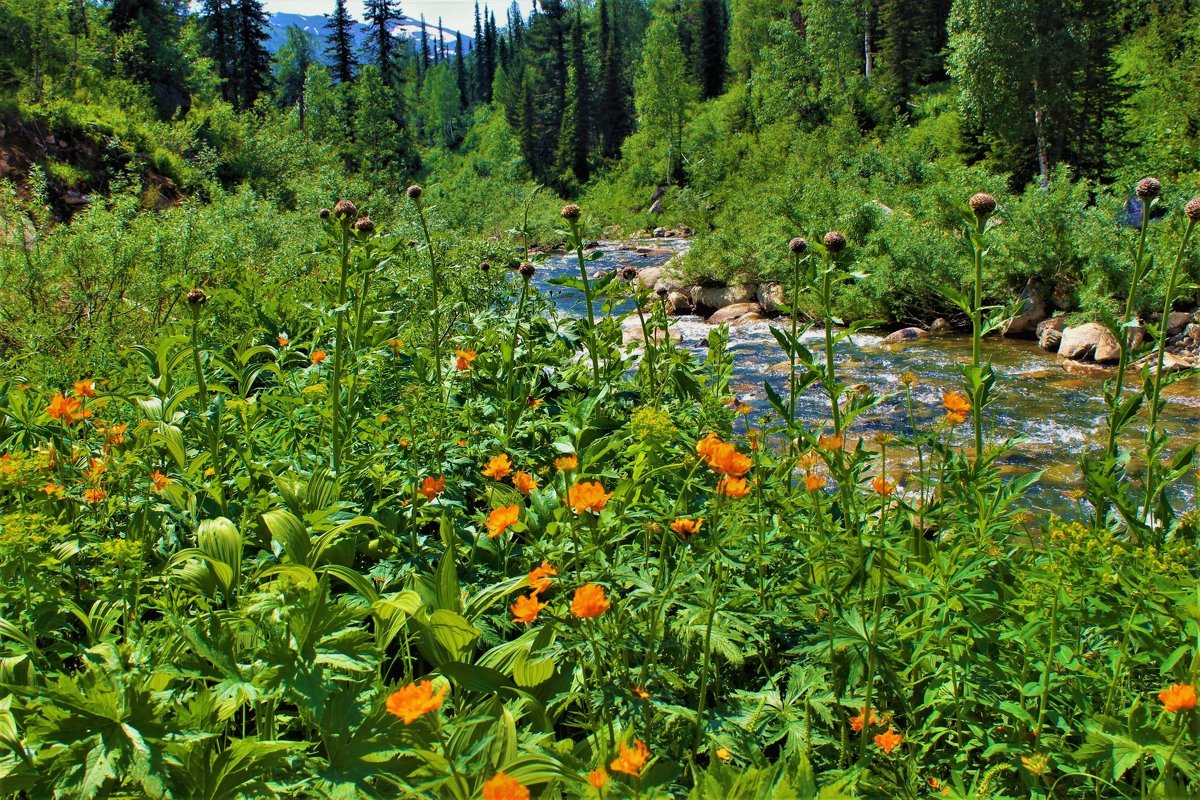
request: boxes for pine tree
[419,14,430,77]
[521,0,568,181]
[455,31,468,108]
[363,0,403,84]
[597,0,630,158]
[558,7,590,183]
[323,0,358,84]
[697,0,727,99]
[200,0,235,103]
[484,9,498,100]
[235,0,271,108]
[276,24,316,123]
[636,11,696,184]
[473,2,484,101]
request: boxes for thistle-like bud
[969,192,997,218]
[621,266,639,281]
[655,286,669,297]
[333,199,357,219]
[1136,177,1161,202]
[789,237,808,254]
[823,231,847,254]
[186,288,209,306]
[406,184,423,201]
[352,216,374,233]
[479,261,491,272]
[518,261,536,280]
[560,203,582,223]
[1186,198,1200,223]
[319,207,331,220]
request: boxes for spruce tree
[697,0,727,99]
[323,0,358,84]
[200,0,235,103]
[473,2,484,101]
[455,31,467,108]
[597,0,630,158]
[363,0,402,84]
[558,7,590,183]
[419,14,430,77]
[235,0,271,108]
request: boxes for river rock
[1059,322,1143,363]
[882,327,928,344]
[1062,358,1113,377]
[665,290,693,315]
[730,312,767,327]
[929,318,952,334]
[1167,311,1192,336]
[690,284,758,313]
[707,302,764,325]
[1037,316,1068,352]
[622,317,681,345]
[1002,278,1049,337]
[636,266,663,291]
[757,282,788,316]
[1134,350,1197,373]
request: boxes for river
[534,240,1200,513]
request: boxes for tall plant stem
[414,199,444,404]
[1143,217,1198,528]
[788,252,803,456]
[330,224,351,473]
[567,218,601,381]
[1104,206,1152,464]
[969,215,986,465]
[821,261,842,437]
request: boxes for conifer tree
[363,0,402,84]
[597,0,630,158]
[558,7,590,183]
[324,0,358,84]
[455,31,467,108]
[419,14,430,77]
[234,0,271,107]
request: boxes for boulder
[1167,311,1192,336]
[637,267,663,291]
[757,282,789,316]
[730,312,767,327]
[649,200,662,215]
[1037,316,1068,352]
[690,284,758,312]
[665,290,694,315]
[882,327,928,344]
[1062,359,1114,378]
[1059,322,1142,363]
[1134,350,1197,374]
[622,317,681,345]
[707,303,763,325]
[1002,278,1049,337]
[929,318,952,334]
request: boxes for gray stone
[1059,322,1142,363]
[665,290,694,315]
[756,282,788,316]
[882,327,928,344]
[690,284,758,312]
[707,303,763,325]
[1037,316,1068,352]
[1168,311,1192,336]
[1002,278,1049,337]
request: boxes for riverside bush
[0,184,1198,799]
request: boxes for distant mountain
[266,11,473,57]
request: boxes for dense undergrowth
[0,183,1198,799]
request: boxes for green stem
[330,225,351,473]
[569,219,601,381]
[414,200,444,405]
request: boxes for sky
[265,0,479,32]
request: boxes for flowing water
[535,240,1200,513]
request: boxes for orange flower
[486,505,521,539]
[715,747,732,762]
[73,379,97,398]
[419,475,445,500]
[510,592,547,624]
[570,584,611,619]
[385,680,447,724]
[874,728,903,754]
[587,767,610,789]
[528,561,557,593]
[817,433,844,451]
[850,707,877,732]
[455,347,478,371]
[481,771,529,800]
[670,517,703,536]
[310,349,328,365]
[101,422,128,447]
[84,487,108,504]
[1159,683,1197,713]
[40,482,63,495]
[567,481,612,514]
[804,472,827,491]
[696,432,723,462]
[46,392,89,424]
[277,332,290,347]
[632,686,651,699]
[555,455,579,472]
[150,471,172,492]
[716,476,750,499]
[483,454,513,480]
[85,459,107,482]
[527,395,543,409]
[871,476,895,496]
[387,337,404,353]
[797,451,820,471]
[705,441,752,478]
[512,470,538,495]
[942,392,971,415]
[609,739,650,776]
